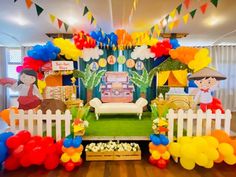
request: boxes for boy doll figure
[188,67,226,113]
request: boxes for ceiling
[0,0,236,47]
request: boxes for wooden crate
[86,151,141,161]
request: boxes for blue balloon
[72,136,82,148]
[150,134,161,145]
[0,132,14,143]
[170,39,180,49]
[159,134,169,145]
[63,138,73,148]
[27,41,60,61]
[0,142,7,155]
[0,153,6,164]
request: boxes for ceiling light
[67,17,78,26]
[204,16,224,26]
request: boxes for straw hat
[188,67,226,80]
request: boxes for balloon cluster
[168,135,220,170]
[115,29,132,49]
[169,47,199,65]
[4,130,62,171]
[131,32,158,46]
[90,31,118,47]
[0,132,14,164]
[53,38,82,61]
[211,130,236,165]
[149,134,170,169]
[0,107,19,125]
[188,48,212,72]
[73,31,96,50]
[60,136,83,171]
[150,39,172,58]
[27,41,60,62]
[16,57,46,80]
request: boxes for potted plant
[73,64,106,103]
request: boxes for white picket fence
[10,109,72,141]
[167,109,232,142]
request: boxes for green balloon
[117,55,126,64]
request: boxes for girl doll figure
[188,67,226,113]
[0,69,43,110]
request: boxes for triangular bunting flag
[176,4,182,14]
[210,0,218,7]
[25,0,33,9]
[87,11,92,21]
[91,16,95,24]
[190,9,197,19]
[150,26,155,35]
[156,28,161,37]
[168,21,175,31]
[93,19,97,27]
[183,13,189,24]
[165,14,169,22]
[184,0,190,9]
[49,14,56,23]
[83,6,89,16]
[174,19,180,28]
[35,4,44,16]
[200,3,208,14]
[57,19,63,29]
[162,26,166,33]
[170,9,176,19]
[160,19,164,28]
[64,23,69,32]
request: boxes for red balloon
[44,155,60,170]
[24,139,37,152]
[64,161,75,172]
[17,130,31,144]
[46,144,57,155]
[12,144,24,158]
[55,140,63,155]
[4,156,20,171]
[31,135,43,143]
[74,158,83,167]
[20,154,31,167]
[6,136,21,149]
[156,158,167,169]
[29,146,46,165]
[41,137,54,147]
[148,156,156,165]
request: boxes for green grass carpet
[85,112,153,136]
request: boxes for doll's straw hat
[188,67,226,80]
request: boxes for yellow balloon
[204,160,214,169]
[37,80,46,94]
[152,151,161,160]
[180,157,195,170]
[192,137,208,153]
[178,137,192,145]
[180,143,198,160]
[60,153,70,163]
[224,155,236,165]
[71,152,81,163]
[168,142,181,157]
[195,153,208,167]
[161,151,170,160]
[203,136,219,149]
[218,143,234,157]
[205,148,219,161]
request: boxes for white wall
[0,47,6,110]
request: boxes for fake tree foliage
[130,67,152,93]
[73,64,106,90]
[70,104,90,120]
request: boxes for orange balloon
[65,147,75,156]
[229,140,236,154]
[211,130,231,143]
[0,107,19,125]
[214,152,224,163]
[75,144,84,153]
[149,143,167,153]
